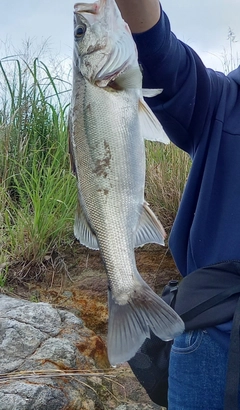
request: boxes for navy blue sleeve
[133,10,222,155]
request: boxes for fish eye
[75,24,86,39]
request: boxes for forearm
[116,1,215,154]
[131,10,213,154]
[115,0,161,33]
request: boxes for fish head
[73,0,140,87]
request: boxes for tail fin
[107,284,184,365]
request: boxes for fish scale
[69,0,185,365]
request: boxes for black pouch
[128,261,240,409]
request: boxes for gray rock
[0,294,157,409]
[1,298,62,335]
[0,382,68,410]
[62,291,73,299]
[0,319,48,372]
[30,337,78,368]
[58,308,84,326]
[0,294,108,409]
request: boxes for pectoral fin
[135,202,166,247]
[142,88,163,98]
[139,97,170,143]
[74,202,99,250]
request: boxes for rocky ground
[1,243,181,409]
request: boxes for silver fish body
[69,0,184,365]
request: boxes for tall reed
[0,57,76,268]
[145,141,191,234]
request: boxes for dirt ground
[4,242,181,409]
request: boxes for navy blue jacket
[133,11,240,278]
[133,11,240,339]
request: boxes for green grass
[0,57,76,275]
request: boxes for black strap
[180,284,240,323]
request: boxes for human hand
[115,0,161,33]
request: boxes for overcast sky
[0,0,239,72]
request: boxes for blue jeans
[168,330,231,410]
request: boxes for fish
[69,0,185,365]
